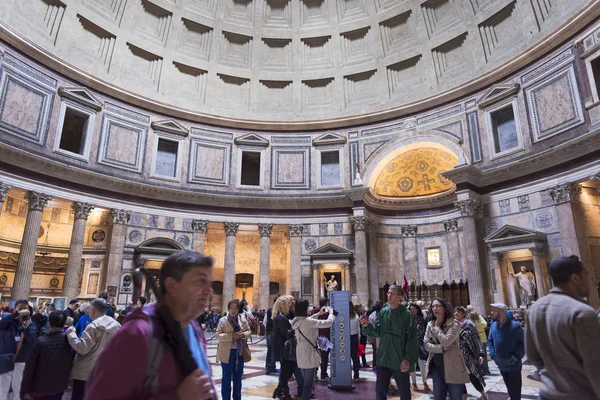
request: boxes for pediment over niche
[313,132,347,146]
[309,243,353,258]
[477,84,520,109]
[58,87,103,111]
[151,119,189,136]
[484,224,546,251]
[234,133,269,147]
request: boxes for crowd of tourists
[0,251,597,400]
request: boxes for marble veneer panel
[188,137,231,186]
[271,147,310,189]
[97,111,148,173]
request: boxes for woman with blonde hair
[272,295,303,399]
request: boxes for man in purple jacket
[85,251,217,400]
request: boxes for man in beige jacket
[66,298,121,400]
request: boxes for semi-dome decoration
[373,147,457,198]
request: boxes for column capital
[191,219,209,234]
[443,218,459,232]
[491,252,504,261]
[258,223,273,237]
[224,222,239,236]
[548,183,581,204]
[72,202,95,220]
[351,216,369,231]
[529,247,546,256]
[110,209,131,224]
[454,199,482,217]
[24,191,51,212]
[367,220,378,233]
[401,225,418,237]
[0,182,11,202]
[289,224,303,237]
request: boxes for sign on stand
[329,290,353,389]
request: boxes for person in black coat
[21,310,75,400]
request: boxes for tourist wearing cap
[525,256,600,400]
[488,302,524,400]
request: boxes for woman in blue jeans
[216,299,251,400]
[424,298,470,400]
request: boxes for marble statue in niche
[510,263,536,306]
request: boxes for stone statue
[325,275,338,292]
[510,265,536,306]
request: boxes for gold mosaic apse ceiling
[374,148,458,198]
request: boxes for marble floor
[206,334,542,400]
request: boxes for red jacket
[85,304,217,399]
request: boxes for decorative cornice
[224,222,239,237]
[24,191,51,212]
[400,225,418,237]
[351,216,369,231]
[443,219,458,232]
[58,86,103,111]
[151,119,189,137]
[191,220,209,234]
[110,209,131,224]
[289,224,303,237]
[258,223,273,238]
[0,182,11,202]
[548,183,581,204]
[72,202,94,220]
[363,187,457,211]
[454,199,481,218]
[477,83,520,109]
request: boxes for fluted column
[343,264,351,295]
[401,225,418,286]
[223,222,239,311]
[0,182,11,216]
[313,263,320,306]
[289,224,303,298]
[491,252,510,305]
[62,202,95,301]
[367,221,380,303]
[351,215,369,305]
[529,247,549,297]
[258,223,272,310]
[12,191,51,300]
[191,220,209,254]
[454,199,487,312]
[104,209,130,294]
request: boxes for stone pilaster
[343,264,351,296]
[445,218,460,288]
[258,223,272,310]
[491,252,510,306]
[223,222,239,311]
[529,247,550,297]
[454,199,487,313]
[401,225,418,288]
[62,202,94,301]
[312,263,320,306]
[104,209,130,294]
[0,182,11,216]
[367,221,379,303]
[191,220,209,254]
[12,191,51,301]
[351,215,369,305]
[289,224,303,298]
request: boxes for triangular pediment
[309,242,353,256]
[234,133,269,147]
[58,87,103,111]
[313,132,347,146]
[477,84,520,109]
[151,119,189,137]
[484,224,546,249]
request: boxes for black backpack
[283,328,297,361]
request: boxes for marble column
[62,202,95,301]
[223,222,239,311]
[0,182,11,216]
[444,219,459,282]
[491,252,510,305]
[401,225,418,287]
[289,224,303,298]
[351,216,370,305]
[313,263,320,306]
[367,221,379,303]
[343,264,351,296]
[12,191,51,301]
[454,199,487,312]
[258,223,272,310]
[191,220,209,254]
[104,209,130,295]
[529,247,549,297]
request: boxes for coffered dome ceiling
[0,0,590,128]
[373,147,457,197]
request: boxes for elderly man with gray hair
[66,298,121,400]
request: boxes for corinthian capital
[289,224,303,237]
[72,202,95,220]
[191,220,209,234]
[224,222,239,236]
[548,183,581,204]
[454,199,481,217]
[0,182,11,202]
[24,191,51,212]
[258,223,273,238]
[401,225,418,237]
[351,216,369,231]
[443,219,458,232]
[110,209,131,224]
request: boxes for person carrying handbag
[216,300,251,400]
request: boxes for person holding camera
[0,300,31,398]
[12,309,37,400]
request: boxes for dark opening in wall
[155,138,178,177]
[240,151,261,186]
[321,150,340,186]
[491,105,517,154]
[59,108,89,155]
[591,57,600,100]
